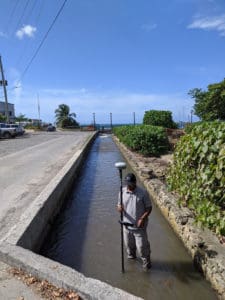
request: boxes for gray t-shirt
[118,186,152,229]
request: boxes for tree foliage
[189,78,225,121]
[15,114,28,122]
[0,113,6,122]
[167,121,225,236]
[143,110,178,128]
[55,104,79,128]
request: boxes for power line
[15,0,45,69]
[14,0,31,33]
[35,0,46,25]
[24,0,39,24]
[0,85,21,99]
[20,0,68,80]
[5,0,21,35]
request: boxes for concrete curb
[113,136,225,300]
[0,243,141,300]
[0,132,142,300]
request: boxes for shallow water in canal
[41,135,217,299]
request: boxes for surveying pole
[115,161,127,273]
[0,56,9,123]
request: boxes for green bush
[24,124,42,130]
[184,121,204,134]
[167,121,225,236]
[143,110,178,128]
[113,125,170,156]
[0,113,6,122]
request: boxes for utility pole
[93,112,96,130]
[0,56,9,123]
[110,112,112,130]
[133,112,136,125]
[37,93,41,127]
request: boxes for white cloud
[41,88,88,97]
[8,67,20,79]
[14,88,193,124]
[16,25,37,39]
[141,23,157,32]
[0,31,7,38]
[188,14,225,36]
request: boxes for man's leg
[134,229,151,268]
[124,227,136,259]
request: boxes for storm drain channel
[40,135,217,300]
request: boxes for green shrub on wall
[143,110,178,129]
[184,121,204,134]
[113,125,170,156]
[167,121,225,236]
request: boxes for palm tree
[55,104,78,128]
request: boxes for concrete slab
[0,256,44,300]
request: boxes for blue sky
[0,0,225,125]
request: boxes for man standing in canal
[117,173,152,270]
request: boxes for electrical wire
[13,0,31,36]
[15,0,45,69]
[24,0,39,24]
[35,0,46,25]
[20,0,68,80]
[5,0,21,35]
[0,85,20,99]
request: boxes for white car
[0,123,17,138]
[9,124,25,136]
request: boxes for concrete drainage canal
[40,134,217,300]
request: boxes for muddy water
[41,135,217,299]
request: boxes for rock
[140,168,155,178]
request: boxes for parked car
[8,124,25,136]
[0,123,17,138]
[46,124,56,132]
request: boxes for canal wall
[0,132,142,300]
[113,135,225,300]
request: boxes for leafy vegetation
[55,104,79,128]
[188,78,225,121]
[167,121,225,236]
[143,110,178,128]
[14,114,29,122]
[113,125,170,156]
[0,113,6,122]
[184,121,204,134]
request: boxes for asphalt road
[0,130,93,300]
[0,131,92,240]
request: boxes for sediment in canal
[113,135,225,300]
